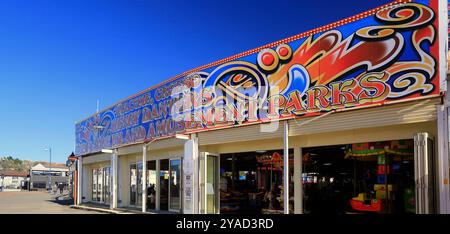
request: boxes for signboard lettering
[76,0,443,155]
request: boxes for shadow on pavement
[46,194,74,206]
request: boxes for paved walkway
[0,191,102,214]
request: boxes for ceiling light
[101,149,114,154]
[175,134,190,140]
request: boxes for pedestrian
[59,183,63,194]
[52,182,57,195]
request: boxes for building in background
[0,170,29,191]
[29,163,69,190]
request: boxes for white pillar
[82,164,88,202]
[142,145,148,212]
[112,150,119,209]
[294,147,303,214]
[76,156,83,205]
[156,159,160,211]
[283,121,289,214]
[437,105,450,213]
[183,134,198,214]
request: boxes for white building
[0,171,29,190]
[30,163,69,190]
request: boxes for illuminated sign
[76,0,445,156]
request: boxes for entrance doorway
[129,162,143,207]
[159,159,169,211]
[199,153,220,214]
[91,167,111,205]
[302,138,435,214]
[146,161,157,210]
[217,150,294,214]
[169,159,182,212]
[140,158,183,212]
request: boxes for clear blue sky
[0,0,392,163]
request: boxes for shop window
[219,150,294,214]
[302,140,415,214]
[33,182,46,189]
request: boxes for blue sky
[0,0,392,163]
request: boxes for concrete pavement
[0,190,102,214]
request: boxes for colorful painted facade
[74,0,450,215]
[76,0,446,156]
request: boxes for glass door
[136,162,143,207]
[129,163,143,207]
[414,132,436,214]
[130,164,137,205]
[199,153,220,214]
[146,161,157,210]
[103,167,111,205]
[92,169,98,202]
[159,159,169,211]
[92,167,112,204]
[169,159,182,212]
[98,168,103,203]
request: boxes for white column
[142,145,148,212]
[437,105,450,213]
[283,121,289,214]
[156,159,160,211]
[294,147,303,214]
[183,134,198,214]
[110,155,113,209]
[414,133,431,214]
[112,150,119,209]
[76,156,83,205]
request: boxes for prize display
[303,140,415,214]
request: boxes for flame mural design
[75,0,443,156]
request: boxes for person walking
[52,182,58,195]
[59,183,63,194]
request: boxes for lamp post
[44,147,52,192]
